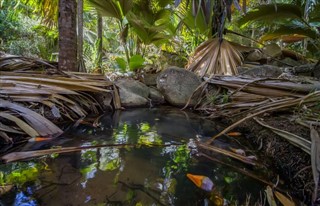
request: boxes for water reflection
[0,107,264,205]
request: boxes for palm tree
[58,0,78,71]
[78,0,86,72]
[97,14,103,68]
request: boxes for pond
[0,107,267,205]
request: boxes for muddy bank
[237,115,315,204]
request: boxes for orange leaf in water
[28,137,53,142]
[227,132,242,137]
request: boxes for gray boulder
[239,65,283,78]
[141,73,159,86]
[149,87,165,105]
[157,67,202,107]
[116,79,150,107]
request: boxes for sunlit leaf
[238,4,303,28]
[129,55,145,71]
[260,25,317,42]
[115,57,127,71]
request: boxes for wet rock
[149,87,165,105]
[246,49,263,62]
[116,79,149,107]
[142,73,159,86]
[157,66,202,107]
[262,43,282,58]
[93,92,113,111]
[239,65,283,78]
[281,57,302,66]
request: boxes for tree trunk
[97,15,103,68]
[58,0,77,71]
[77,0,86,72]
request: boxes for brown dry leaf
[274,190,295,206]
[0,99,63,137]
[198,142,256,165]
[0,131,13,143]
[187,38,243,77]
[0,122,24,134]
[0,112,39,138]
[310,126,320,202]
[0,185,13,196]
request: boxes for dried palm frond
[0,56,120,144]
[0,55,57,71]
[187,38,243,77]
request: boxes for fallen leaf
[229,147,246,156]
[227,132,242,137]
[274,190,295,206]
[265,186,277,206]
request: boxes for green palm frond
[260,24,318,42]
[87,0,133,21]
[238,4,303,28]
[175,0,211,36]
[22,0,58,28]
[126,12,173,46]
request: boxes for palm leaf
[0,112,39,138]
[238,4,303,28]
[0,99,63,137]
[260,25,318,42]
[87,0,133,20]
[188,38,243,76]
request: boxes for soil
[238,114,318,205]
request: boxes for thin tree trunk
[77,0,86,72]
[97,14,103,68]
[58,0,77,71]
[242,0,247,14]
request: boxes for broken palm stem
[1,142,183,163]
[206,91,320,144]
[197,142,257,166]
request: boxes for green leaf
[88,0,133,20]
[115,57,127,71]
[238,4,303,28]
[129,55,144,70]
[260,25,318,42]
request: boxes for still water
[0,107,266,205]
